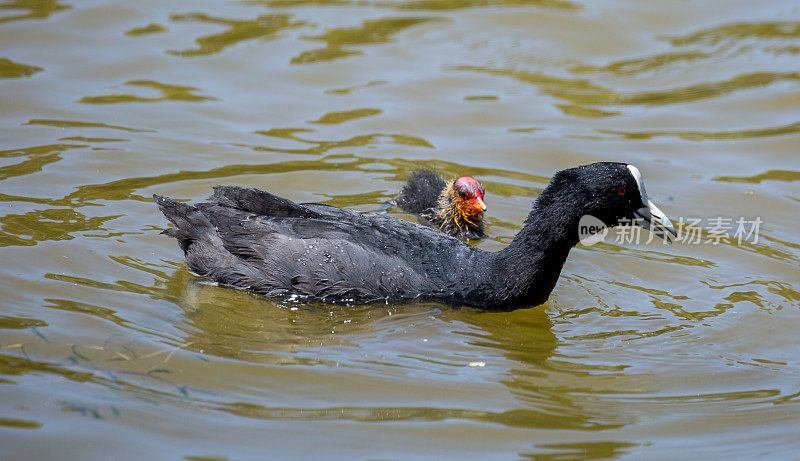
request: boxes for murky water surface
[1,0,799,458]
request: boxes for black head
[549,162,676,242]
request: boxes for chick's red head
[452,176,486,224]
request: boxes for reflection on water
[2,151,544,211]
[570,51,710,76]
[0,208,121,247]
[251,131,435,153]
[598,120,800,141]
[23,119,153,132]
[174,273,385,364]
[459,65,800,109]
[667,21,800,46]
[0,57,42,78]
[309,108,382,124]
[215,401,624,430]
[0,0,69,25]
[714,169,800,184]
[291,17,437,64]
[385,0,582,11]
[124,23,167,37]
[168,13,305,57]
[0,315,47,329]
[79,80,217,104]
[325,79,387,95]
[2,0,800,458]
[523,441,640,460]
[27,263,631,431]
[0,143,84,181]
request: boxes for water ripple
[168,13,306,57]
[23,119,154,133]
[309,108,383,124]
[0,57,43,78]
[458,65,800,107]
[667,21,800,47]
[216,402,626,429]
[598,120,800,141]
[714,169,800,184]
[383,0,583,11]
[291,17,437,64]
[0,0,69,25]
[79,80,216,104]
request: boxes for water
[1,0,799,458]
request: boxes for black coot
[155,162,676,309]
[393,169,486,240]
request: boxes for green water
[1,0,799,459]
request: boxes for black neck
[489,184,582,306]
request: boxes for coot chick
[393,169,486,240]
[155,162,676,309]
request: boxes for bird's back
[157,186,482,304]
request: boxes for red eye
[618,186,626,196]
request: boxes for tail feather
[154,194,263,285]
[154,194,216,243]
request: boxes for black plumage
[155,162,676,309]
[394,169,447,215]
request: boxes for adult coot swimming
[155,162,676,309]
[393,169,486,240]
